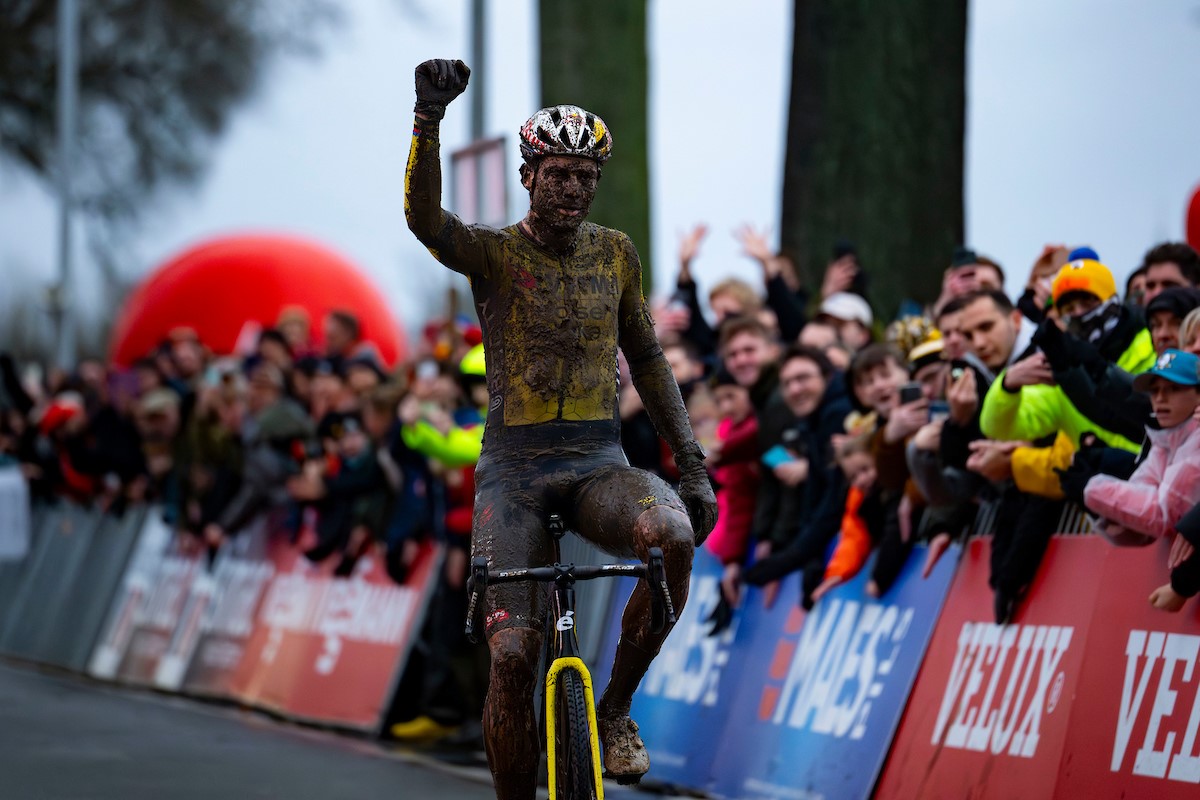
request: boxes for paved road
[0,660,497,799]
[0,661,667,800]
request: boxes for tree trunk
[780,0,967,318]
[538,1,652,291]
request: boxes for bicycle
[465,513,676,800]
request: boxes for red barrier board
[876,536,1106,800]
[227,535,442,732]
[1056,536,1200,797]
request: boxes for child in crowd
[848,343,929,595]
[702,368,759,623]
[812,433,885,601]
[1083,350,1200,611]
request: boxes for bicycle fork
[546,578,604,800]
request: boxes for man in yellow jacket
[982,255,1156,488]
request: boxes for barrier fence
[3,483,1200,798]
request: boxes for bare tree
[0,0,337,255]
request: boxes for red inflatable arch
[110,234,406,367]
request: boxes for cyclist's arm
[617,235,700,458]
[404,115,493,277]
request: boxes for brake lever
[646,547,676,634]
[465,556,489,643]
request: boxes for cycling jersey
[405,116,695,455]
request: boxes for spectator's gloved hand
[676,446,717,545]
[1031,318,1071,372]
[742,547,804,585]
[1053,460,1095,506]
[1054,433,1136,505]
[705,592,734,637]
[413,59,470,120]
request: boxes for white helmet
[519,105,613,164]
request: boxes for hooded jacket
[1083,418,1200,544]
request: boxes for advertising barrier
[613,547,744,790]
[153,518,274,693]
[881,534,1200,799]
[603,543,959,798]
[226,532,442,732]
[710,542,961,800]
[11,486,1200,797]
[171,525,277,698]
[89,511,191,683]
[1055,535,1200,798]
[90,508,444,732]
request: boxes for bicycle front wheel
[554,667,600,800]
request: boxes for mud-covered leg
[573,464,696,781]
[483,627,543,800]
[598,504,693,717]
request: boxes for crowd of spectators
[0,305,491,740]
[5,231,1200,739]
[647,228,1200,627]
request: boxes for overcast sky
[2,0,1199,343]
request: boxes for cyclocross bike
[465,513,676,800]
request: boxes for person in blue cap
[1081,349,1200,610]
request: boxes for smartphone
[928,400,950,423]
[762,445,797,469]
[899,381,924,405]
[948,361,969,384]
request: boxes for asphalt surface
[0,660,495,800]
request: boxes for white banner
[0,465,30,561]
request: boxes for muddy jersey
[405,116,694,454]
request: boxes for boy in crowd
[811,432,885,602]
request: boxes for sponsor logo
[556,610,575,632]
[487,609,509,627]
[641,574,736,706]
[1111,630,1200,783]
[932,623,1073,758]
[258,570,418,674]
[759,598,914,739]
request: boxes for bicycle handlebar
[464,548,677,643]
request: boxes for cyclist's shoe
[598,713,649,784]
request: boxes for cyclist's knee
[632,505,694,567]
[488,626,541,686]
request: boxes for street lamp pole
[55,0,79,370]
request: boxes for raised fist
[414,59,470,120]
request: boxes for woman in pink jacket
[1084,349,1200,609]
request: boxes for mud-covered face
[524,155,600,238]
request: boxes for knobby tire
[555,667,598,800]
